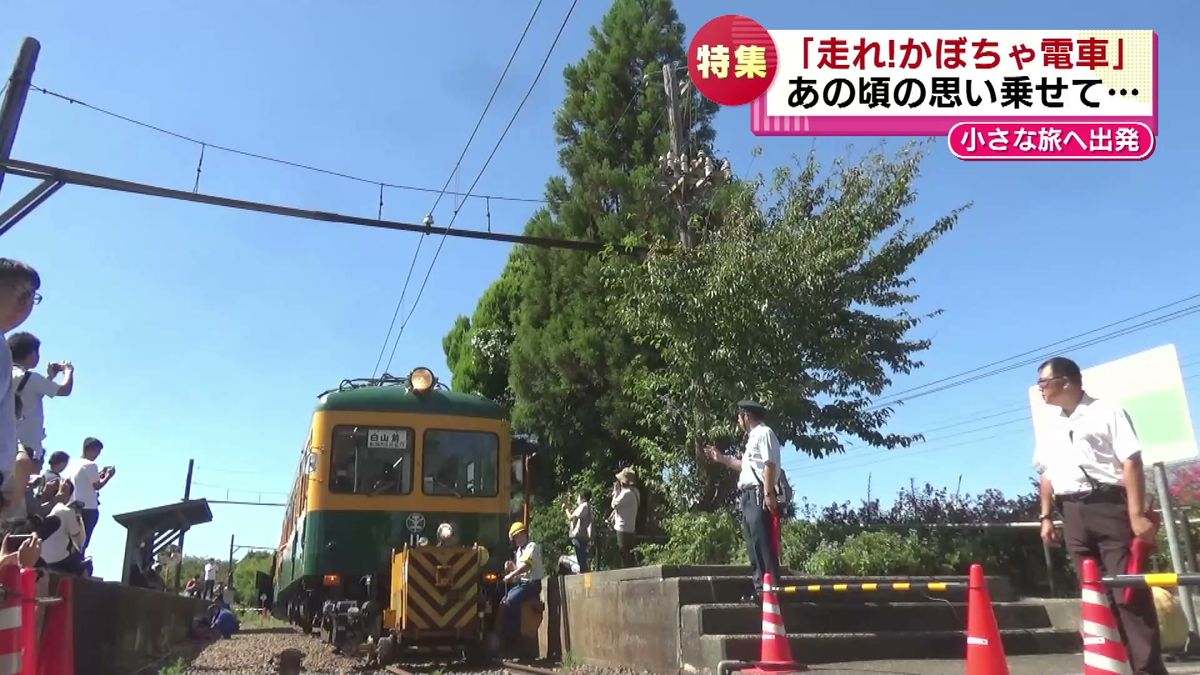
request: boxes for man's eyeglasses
[1036,375,1065,390]
[29,292,41,306]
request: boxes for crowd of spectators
[0,257,116,577]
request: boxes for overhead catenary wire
[381,0,581,375]
[28,84,549,205]
[371,0,545,379]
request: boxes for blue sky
[1,1,1196,581]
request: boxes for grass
[235,608,289,630]
[156,658,188,675]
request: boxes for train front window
[329,426,414,495]
[422,430,499,497]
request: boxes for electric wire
[370,0,545,378]
[380,0,580,375]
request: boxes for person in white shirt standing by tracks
[64,436,115,553]
[203,559,218,599]
[1034,356,1167,675]
[8,332,74,469]
[706,400,783,603]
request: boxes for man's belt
[1057,484,1126,504]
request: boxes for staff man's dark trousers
[739,488,781,597]
[1061,495,1167,675]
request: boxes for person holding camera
[563,491,592,572]
[608,468,639,568]
[705,400,783,603]
[64,437,114,553]
[8,332,75,468]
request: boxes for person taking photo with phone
[8,332,75,469]
[64,437,115,553]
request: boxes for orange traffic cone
[965,563,1010,675]
[38,576,74,675]
[1080,558,1131,675]
[742,573,806,674]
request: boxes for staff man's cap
[737,400,768,414]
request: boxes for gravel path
[158,620,654,675]
[175,625,371,674]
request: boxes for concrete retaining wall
[538,566,1020,675]
[541,566,690,674]
[52,574,209,675]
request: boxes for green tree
[444,0,717,507]
[442,251,530,408]
[609,144,967,511]
[232,550,275,605]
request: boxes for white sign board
[1028,344,1198,465]
[367,429,409,451]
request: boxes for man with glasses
[1034,356,1165,675]
[0,258,41,515]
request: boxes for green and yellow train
[271,367,536,659]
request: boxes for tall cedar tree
[443,0,716,509]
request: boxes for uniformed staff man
[1034,356,1166,675]
[706,400,782,602]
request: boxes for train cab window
[422,430,499,497]
[329,426,414,495]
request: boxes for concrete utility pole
[659,63,730,249]
[0,38,39,198]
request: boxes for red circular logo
[687,15,777,107]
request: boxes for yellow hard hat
[508,522,527,540]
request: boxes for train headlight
[323,574,341,587]
[409,367,436,393]
[483,572,499,584]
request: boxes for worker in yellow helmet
[495,521,543,647]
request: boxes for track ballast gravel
[171,624,654,675]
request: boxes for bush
[803,530,933,576]
[638,511,748,566]
[779,520,824,572]
[529,498,571,575]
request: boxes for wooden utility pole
[0,38,39,198]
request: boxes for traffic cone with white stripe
[0,566,22,675]
[1080,557,1131,675]
[742,573,807,674]
[965,563,1010,675]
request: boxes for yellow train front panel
[394,546,483,635]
